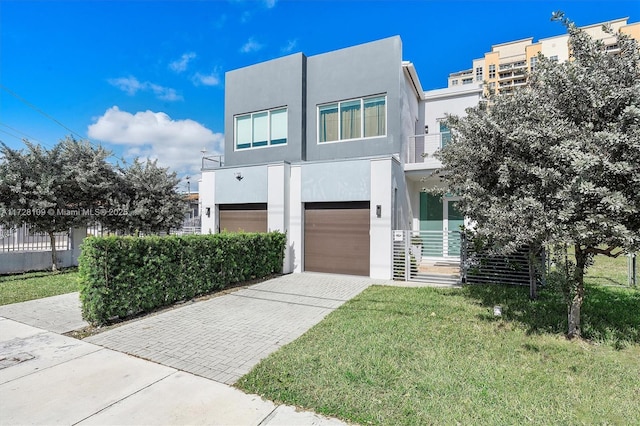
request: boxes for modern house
[200,36,481,279]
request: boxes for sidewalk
[0,316,347,425]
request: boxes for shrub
[78,232,286,325]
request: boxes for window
[235,107,288,150]
[462,78,473,85]
[475,67,483,82]
[530,57,537,71]
[270,108,287,145]
[318,95,386,143]
[550,55,558,62]
[439,121,451,148]
[451,79,458,86]
[488,64,496,79]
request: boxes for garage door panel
[304,203,370,276]
[219,204,267,233]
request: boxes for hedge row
[78,232,286,325]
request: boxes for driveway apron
[85,272,383,384]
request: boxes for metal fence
[85,222,201,238]
[393,229,637,288]
[392,230,461,284]
[0,224,70,252]
[461,235,543,287]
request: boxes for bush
[78,232,286,325]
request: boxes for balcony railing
[202,155,224,170]
[407,133,449,165]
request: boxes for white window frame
[234,107,288,151]
[317,94,387,144]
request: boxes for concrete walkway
[0,292,88,333]
[0,272,402,425]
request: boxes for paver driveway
[86,272,387,384]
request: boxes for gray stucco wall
[391,158,412,230]
[301,160,370,202]
[214,165,268,204]
[305,36,404,162]
[222,36,422,168]
[224,53,306,167]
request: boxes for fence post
[629,253,637,287]
[70,227,87,266]
[460,232,467,284]
[404,230,410,281]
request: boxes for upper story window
[318,95,386,143]
[235,107,287,150]
[439,121,451,148]
[475,67,483,81]
[488,64,496,79]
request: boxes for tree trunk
[567,245,586,339]
[49,231,58,272]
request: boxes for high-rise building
[448,17,640,94]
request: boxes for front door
[444,198,463,257]
[419,193,462,258]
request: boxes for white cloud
[107,76,144,95]
[148,84,182,101]
[240,37,263,53]
[281,39,298,54]
[108,76,183,101]
[88,106,223,176]
[169,52,197,73]
[192,71,221,86]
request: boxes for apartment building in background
[448,17,640,94]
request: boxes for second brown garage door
[304,201,370,276]
[219,203,267,233]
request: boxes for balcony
[450,69,473,78]
[406,133,448,169]
[202,155,224,170]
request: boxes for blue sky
[1,0,638,189]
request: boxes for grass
[0,268,80,305]
[584,253,633,287]
[237,256,640,425]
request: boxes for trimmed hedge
[78,232,286,325]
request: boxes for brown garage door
[304,202,370,276]
[219,203,267,233]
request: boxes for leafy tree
[437,14,640,339]
[102,158,187,235]
[0,137,118,270]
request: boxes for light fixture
[376,205,382,218]
[235,172,244,181]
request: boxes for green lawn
[238,259,640,425]
[584,253,634,287]
[0,268,80,305]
